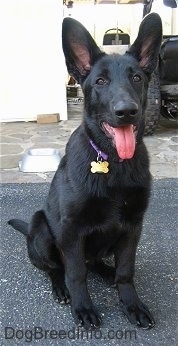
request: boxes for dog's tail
[8,219,28,236]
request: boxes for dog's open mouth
[102,122,137,160]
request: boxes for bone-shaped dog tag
[91,161,109,174]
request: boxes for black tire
[144,72,161,135]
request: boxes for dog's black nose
[114,101,138,118]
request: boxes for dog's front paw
[72,305,102,330]
[120,299,155,329]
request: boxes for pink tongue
[113,125,136,159]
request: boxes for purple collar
[89,139,108,161]
[89,139,124,163]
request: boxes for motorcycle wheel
[144,72,161,135]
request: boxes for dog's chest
[77,181,149,232]
[78,193,134,230]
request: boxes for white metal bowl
[19,148,62,173]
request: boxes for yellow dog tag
[91,161,109,174]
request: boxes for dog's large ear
[128,13,162,75]
[62,17,103,83]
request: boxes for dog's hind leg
[26,211,70,304]
[47,268,70,304]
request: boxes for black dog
[8,13,162,330]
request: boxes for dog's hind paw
[52,284,70,305]
[48,268,70,304]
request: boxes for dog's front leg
[114,225,155,329]
[61,237,101,329]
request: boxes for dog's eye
[95,78,106,85]
[132,74,142,82]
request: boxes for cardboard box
[37,113,60,124]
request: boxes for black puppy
[8,13,162,330]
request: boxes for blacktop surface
[0,105,177,345]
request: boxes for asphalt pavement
[0,179,177,346]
